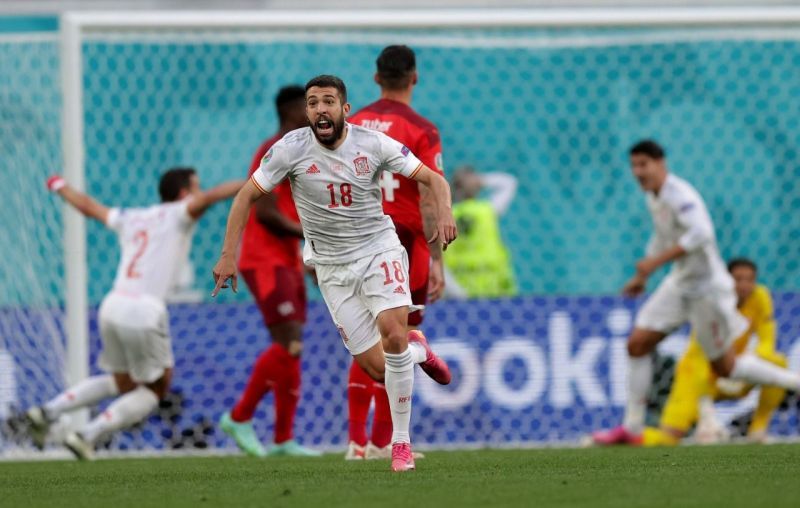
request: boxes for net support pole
[60,13,89,426]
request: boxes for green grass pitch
[2,444,799,508]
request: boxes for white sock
[81,386,158,444]
[730,354,800,391]
[623,354,652,434]
[384,348,415,445]
[43,375,118,419]
[407,342,427,364]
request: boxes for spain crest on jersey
[353,156,371,176]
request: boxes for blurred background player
[27,169,242,459]
[346,45,446,460]
[593,139,800,446]
[219,85,319,457]
[642,257,787,446]
[443,165,518,299]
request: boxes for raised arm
[46,175,111,225]
[187,180,246,219]
[411,165,457,249]
[211,180,265,296]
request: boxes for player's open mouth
[316,118,334,137]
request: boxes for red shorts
[394,223,430,326]
[240,265,307,326]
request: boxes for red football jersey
[350,99,443,233]
[238,134,302,271]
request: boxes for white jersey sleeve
[662,184,713,252]
[376,132,423,178]
[105,207,125,233]
[252,140,292,194]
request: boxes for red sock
[231,346,276,422]
[273,347,300,444]
[371,383,393,448]
[348,362,374,447]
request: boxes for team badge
[262,149,273,164]
[353,156,371,176]
[401,145,410,157]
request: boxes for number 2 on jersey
[327,183,352,208]
[380,260,406,285]
[126,230,149,278]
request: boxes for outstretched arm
[46,175,111,225]
[187,180,246,219]
[411,165,457,250]
[211,180,265,296]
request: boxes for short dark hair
[728,257,758,274]
[158,167,196,202]
[305,75,347,103]
[275,85,305,122]
[376,45,416,90]
[629,139,666,160]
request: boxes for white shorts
[315,246,413,355]
[635,276,749,360]
[97,291,174,383]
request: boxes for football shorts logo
[306,163,320,174]
[262,149,273,164]
[401,145,410,157]
[353,156,371,176]
[393,285,406,295]
[435,153,444,172]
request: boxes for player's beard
[311,114,346,147]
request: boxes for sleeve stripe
[250,174,270,195]
[408,162,424,180]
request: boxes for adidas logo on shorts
[393,286,406,295]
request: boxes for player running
[593,140,800,445]
[643,258,787,446]
[345,45,447,460]
[219,85,319,458]
[212,75,456,472]
[26,169,242,459]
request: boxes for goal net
[3,9,800,456]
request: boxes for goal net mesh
[2,22,799,455]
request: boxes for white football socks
[407,342,427,364]
[623,354,653,434]
[82,386,158,444]
[384,348,415,445]
[730,354,800,391]
[43,375,119,419]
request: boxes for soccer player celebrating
[27,169,242,459]
[212,75,456,472]
[643,258,788,446]
[219,85,319,457]
[593,140,800,445]
[345,45,447,460]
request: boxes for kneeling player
[26,169,242,459]
[644,258,787,446]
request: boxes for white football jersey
[106,200,196,301]
[252,123,423,265]
[645,173,732,293]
